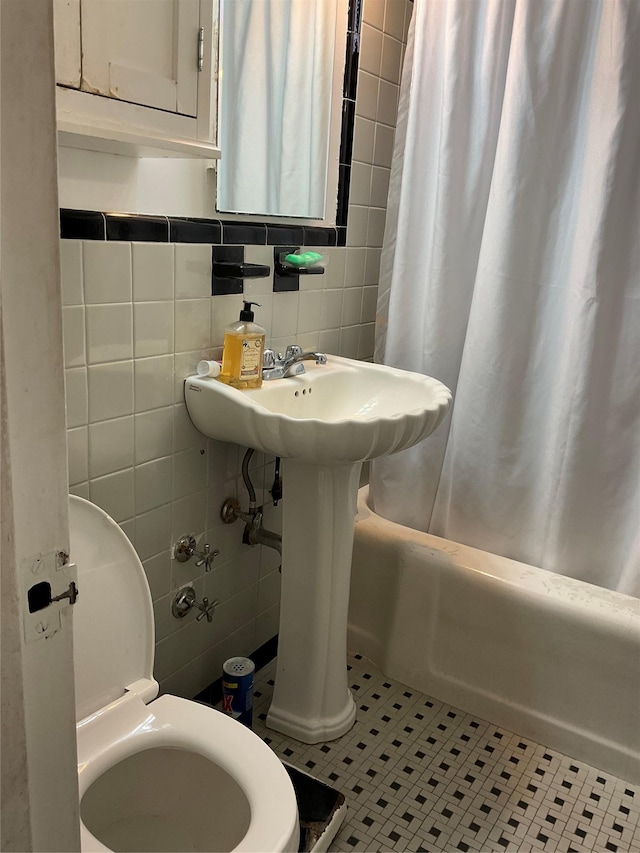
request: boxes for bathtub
[348,487,640,784]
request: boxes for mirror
[216,0,345,220]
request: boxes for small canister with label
[221,657,255,727]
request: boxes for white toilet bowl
[70,496,299,853]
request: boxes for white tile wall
[60,0,411,702]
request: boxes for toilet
[69,495,299,853]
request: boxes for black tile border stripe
[105,212,169,242]
[60,209,106,241]
[169,217,222,244]
[60,209,341,248]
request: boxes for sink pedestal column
[266,459,362,743]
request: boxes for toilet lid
[69,496,155,722]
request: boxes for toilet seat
[77,693,298,852]
[69,496,299,853]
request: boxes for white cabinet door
[80,0,200,117]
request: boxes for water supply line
[221,449,283,566]
[241,448,257,512]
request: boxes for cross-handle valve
[172,586,219,623]
[172,533,220,572]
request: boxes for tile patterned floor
[251,652,640,853]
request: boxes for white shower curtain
[372,0,640,596]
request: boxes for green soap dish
[284,251,324,268]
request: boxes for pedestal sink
[185,356,451,743]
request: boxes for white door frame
[1,1,80,848]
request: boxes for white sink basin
[185,355,451,464]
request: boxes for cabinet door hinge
[197,27,205,72]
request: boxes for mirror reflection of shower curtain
[372,0,640,596]
[217,0,336,218]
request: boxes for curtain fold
[373,0,640,595]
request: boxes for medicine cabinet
[53,0,220,159]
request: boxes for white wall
[58,150,218,219]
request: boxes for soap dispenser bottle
[219,301,266,389]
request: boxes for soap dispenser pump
[219,301,266,389]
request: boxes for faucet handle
[194,543,220,572]
[284,344,303,359]
[263,349,276,369]
[195,596,219,622]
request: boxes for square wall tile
[135,456,173,515]
[60,240,83,305]
[384,0,406,40]
[67,426,88,486]
[342,287,364,326]
[377,79,400,127]
[353,116,376,165]
[62,305,85,368]
[381,33,403,84]
[362,285,378,323]
[86,303,133,364]
[271,293,299,340]
[358,322,376,360]
[323,249,346,289]
[153,594,173,641]
[360,23,383,76]
[345,247,367,287]
[175,244,212,299]
[143,551,172,601]
[89,468,135,523]
[172,446,207,501]
[350,161,373,207]
[135,355,174,412]
[175,299,211,353]
[367,207,387,247]
[134,301,174,358]
[365,248,382,285]
[346,206,369,247]
[370,166,391,208]
[171,492,207,553]
[132,243,174,301]
[297,290,323,334]
[340,325,360,359]
[363,0,385,29]
[318,328,341,355]
[83,241,132,304]
[134,406,174,465]
[135,503,173,561]
[88,415,134,479]
[374,123,395,168]
[320,290,344,330]
[255,603,280,649]
[356,71,380,122]
[65,367,88,428]
[88,361,134,422]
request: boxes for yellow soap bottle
[219,301,266,389]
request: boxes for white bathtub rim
[359,487,640,631]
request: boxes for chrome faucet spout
[262,344,328,380]
[282,350,327,377]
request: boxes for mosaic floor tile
[251,652,640,853]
